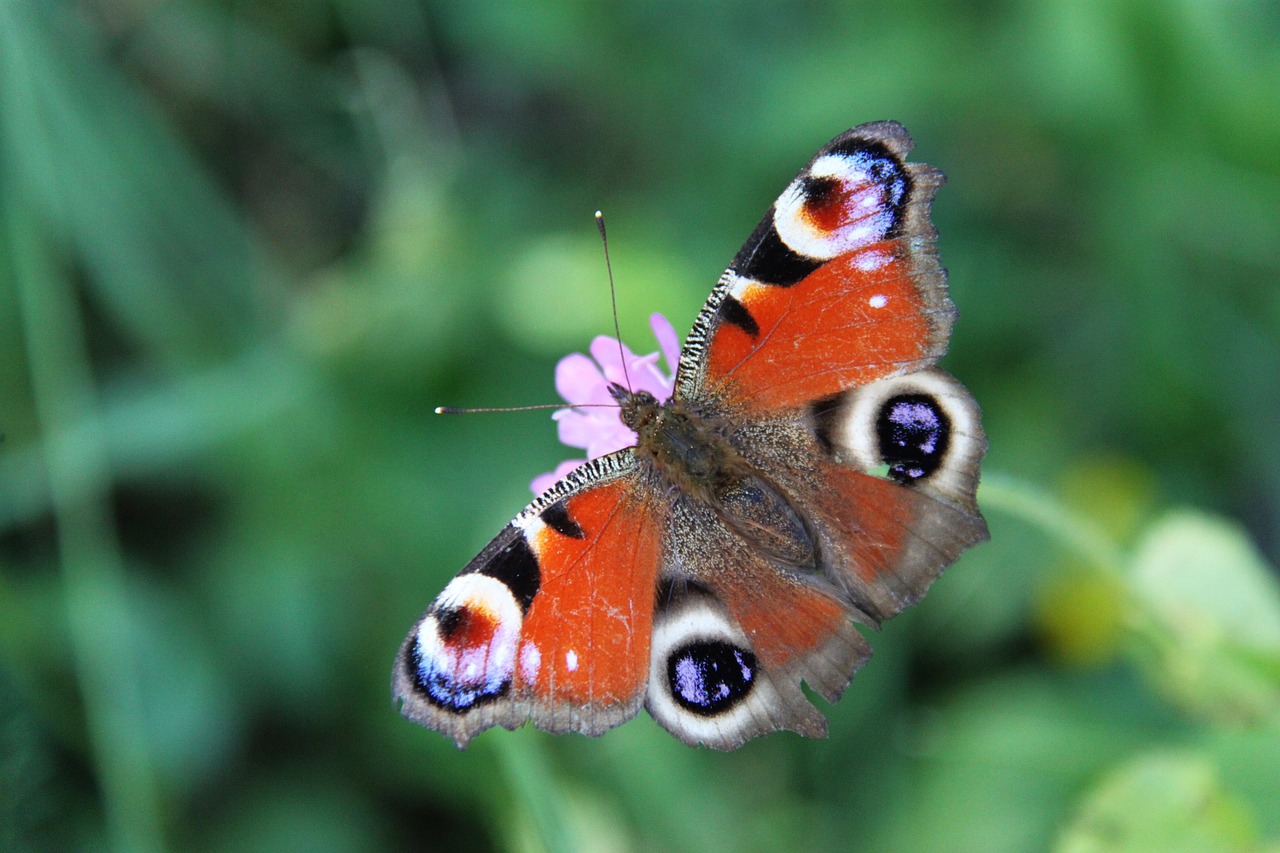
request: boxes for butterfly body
[395,121,988,750]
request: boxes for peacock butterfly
[393,121,987,749]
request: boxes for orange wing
[393,454,663,747]
[676,121,953,413]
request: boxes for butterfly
[393,121,988,750]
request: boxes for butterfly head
[611,383,663,435]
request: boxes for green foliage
[1,0,1278,851]
[1129,512,1280,724]
[1056,752,1260,853]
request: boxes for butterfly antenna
[437,214,631,418]
[596,211,633,393]
[435,403,618,415]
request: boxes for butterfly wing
[678,119,988,613]
[676,121,951,410]
[645,498,873,749]
[639,380,986,748]
[796,367,987,622]
[393,453,664,746]
[634,122,986,747]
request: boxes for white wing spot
[520,642,541,682]
[565,649,579,672]
[726,271,757,301]
[854,249,891,272]
[869,294,888,309]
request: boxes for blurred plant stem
[979,472,1127,575]
[490,732,578,853]
[1,6,165,850]
[6,203,167,853]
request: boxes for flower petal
[584,422,637,459]
[532,313,682,494]
[590,335,638,387]
[555,353,611,406]
[556,408,605,449]
[629,352,673,399]
[650,313,681,380]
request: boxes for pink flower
[530,313,680,495]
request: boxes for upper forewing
[676,121,954,412]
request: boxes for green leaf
[1127,511,1280,724]
[1056,751,1257,853]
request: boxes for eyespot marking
[772,144,912,261]
[877,394,951,484]
[667,640,758,716]
[408,574,523,713]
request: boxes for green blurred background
[2,1,1278,851]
